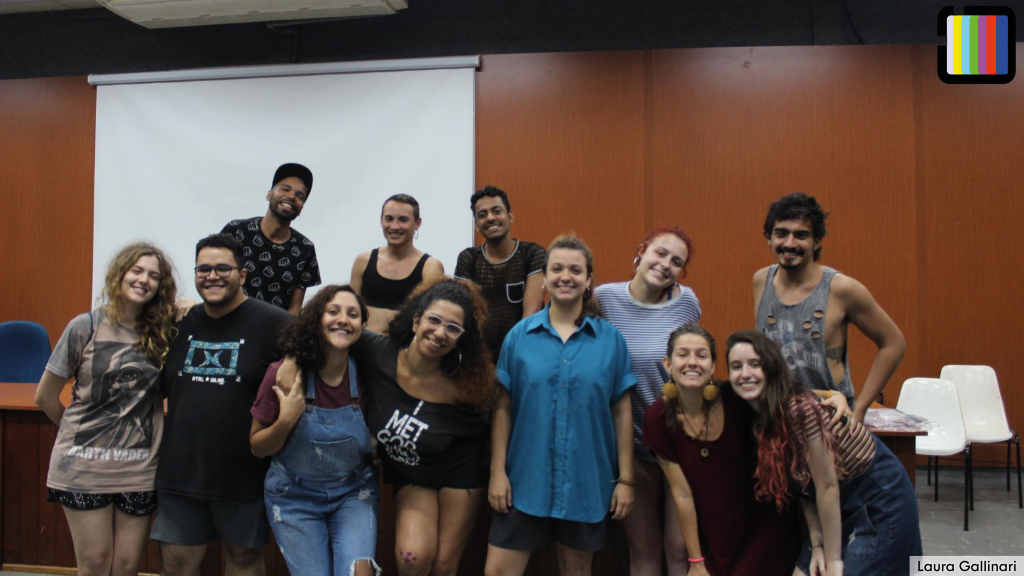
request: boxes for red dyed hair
[632,225,694,278]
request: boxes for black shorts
[488,507,607,552]
[150,491,269,549]
[47,488,157,516]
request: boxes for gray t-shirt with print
[45,308,164,493]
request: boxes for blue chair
[0,321,52,383]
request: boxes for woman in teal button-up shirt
[486,234,637,576]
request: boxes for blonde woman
[35,242,177,576]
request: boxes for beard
[269,200,299,222]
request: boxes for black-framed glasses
[423,313,465,339]
[194,264,239,278]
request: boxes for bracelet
[825,391,837,399]
[615,477,637,487]
[813,543,823,549]
[688,557,705,563]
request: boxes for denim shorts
[150,491,269,549]
[265,464,381,575]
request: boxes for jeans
[265,464,380,575]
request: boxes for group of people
[33,161,923,576]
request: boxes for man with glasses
[152,233,292,576]
[221,162,321,315]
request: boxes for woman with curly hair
[250,285,379,576]
[725,331,920,576]
[276,276,496,576]
[486,234,637,576]
[35,242,177,576]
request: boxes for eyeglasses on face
[423,313,465,338]
[194,264,239,278]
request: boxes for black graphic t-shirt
[157,299,292,499]
[353,332,490,490]
[454,240,546,359]
[221,217,322,310]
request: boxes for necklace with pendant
[680,411,710,458]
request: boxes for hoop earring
[415,230,420,240]
[448,349,462,376]
[583,287,592,300]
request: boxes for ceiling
[1,0,1022,80]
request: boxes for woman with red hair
[725,331,921,576]
[593,226,700,575]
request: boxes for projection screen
[92,62,475,303]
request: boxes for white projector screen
[93,65,475,304]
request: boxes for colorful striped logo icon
[938,7,1015,84]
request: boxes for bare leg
[110,508,152,576]
[393,485,439,576]
[623,460,667,576]
[663,474,689,574]
[63,506,114,576]
[431,487,486,576]
[160,543,207,576]
[484,545,531,576]
[556,543,594,576]
[223,543,265,576]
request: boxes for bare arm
[834,276,906,421]
[287,288,305,316]
[488,387,513,513]
[805,434,844,576]
[250,371,305,457]
[658,456,711,576]
[349,252,370,295]
[752,266,770,319]
[34,370,69,425]
[609,392,635,520]
[799,498,829,576]
[522,273,545,318]
[422,257,445,283]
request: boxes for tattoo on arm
[825,346,844,362]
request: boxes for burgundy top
[251,360,366,426]
[643,389,799,576]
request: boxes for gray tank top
[755,265,854,403]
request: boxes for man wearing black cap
[220,163,322,315]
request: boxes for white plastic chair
[896,377,972,530]
[940,365,1022,510]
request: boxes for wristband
[688,557,705,563]
[615,478,636,487]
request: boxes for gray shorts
[151,491,269,549]
[488,507,607,552]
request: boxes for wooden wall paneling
[36,420,57,567]
[476,52,649,283]
[0,76,96,348]
[915,44,1024,464]
[649,46,921,395]
[2,412,24,565]
[20,412,40,567]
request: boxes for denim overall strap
[348,357,359,401]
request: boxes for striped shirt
[594,281,702,461]
[788,394,876,480]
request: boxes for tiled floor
[2,467,1021,575]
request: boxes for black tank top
[361,248,431,310]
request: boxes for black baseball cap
[272,163,313,194]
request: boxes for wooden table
[865,403,929,488]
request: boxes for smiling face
[727,342,766,405]
[634,233,689,291]
[473,195,513,242]
[381,200,420,246]
[321,291,365,352]
[544,248,592,306]
[768,217,819,270]
[195,247,246,308]
[663,332,715,391]
[412,299,465,359]
[121,255,161,308]
[266,176,308,222]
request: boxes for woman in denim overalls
[251,285,381,576]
